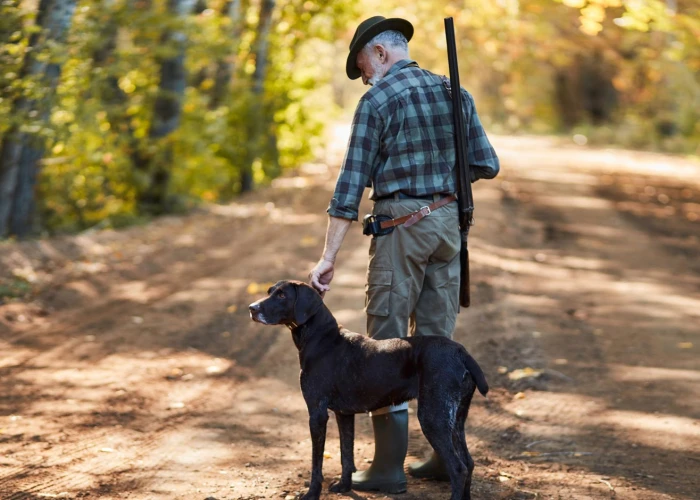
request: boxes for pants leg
[411,215,461,337]
[365,200,427,341]
[410,251,460,338]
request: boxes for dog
[249,280,488,500]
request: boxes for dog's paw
[329,480,351,493]
[300,486,321,500]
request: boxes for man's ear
[293,283,323,325]
[375,44,386,62]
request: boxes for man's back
[363,64,458,196]
[344,60,498,206]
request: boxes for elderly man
[308,15,499,493]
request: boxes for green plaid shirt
[328,59,500,221]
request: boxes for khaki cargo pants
[365,196,461,341]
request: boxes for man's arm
[462,90,500,181]
[309,215,352,295]
[326,98,381,221]
[309,97,381,295]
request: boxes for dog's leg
[455,388,476,499]
[329,412,355,493]
[301,407,329,500]
[418,400,470,500]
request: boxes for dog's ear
[293,282,323,325]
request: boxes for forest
[0,0,698,238]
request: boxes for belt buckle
[419,205,431,217]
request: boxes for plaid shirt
[328,59,500,221]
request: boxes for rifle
[444,17,474,309]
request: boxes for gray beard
[367,59,385,86]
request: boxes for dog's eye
[278,292,285,299]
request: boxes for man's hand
[309,215,352,297]
[309,259,335,297]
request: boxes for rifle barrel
[444,18,473,223]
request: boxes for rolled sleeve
[462,90,500,182]
[327,98,382,221]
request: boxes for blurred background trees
[0,0,698,239]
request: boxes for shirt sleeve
[327,98,382,221]
[462,89,500,182]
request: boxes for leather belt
[376,192,445,201]
[378,194,457,229]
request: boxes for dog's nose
[249,302,261,314]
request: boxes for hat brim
[346,18,414,80]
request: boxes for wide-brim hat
[346,16,414,80]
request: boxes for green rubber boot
[352,410,408,493]
[408,451,450,481]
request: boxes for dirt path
[1,136,699,500]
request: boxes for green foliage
[0,1,28,135]
[0,0,355,233]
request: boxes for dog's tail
[462,351,489,396]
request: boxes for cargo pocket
[365,268,393,317]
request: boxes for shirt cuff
[327,197,359,221]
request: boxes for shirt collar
[385,59,419,78]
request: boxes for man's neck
[384,52,409,72]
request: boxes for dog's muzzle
[248,301,267,324]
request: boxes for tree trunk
[138,0,197,213]
[0,0,78,238]
[240,0,275,194]
[208,0,246,109]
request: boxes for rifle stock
[460,243,470,308]
[445,17,473,309]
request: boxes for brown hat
[346,16,414,80]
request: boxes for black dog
[249,280,488,500]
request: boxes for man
[308,15,500,494]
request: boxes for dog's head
[249,280,323,327]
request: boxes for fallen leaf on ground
[597,478,614,491]
[677,342,693,349]
[508,367,543,381]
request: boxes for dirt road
[1,135,699,499]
